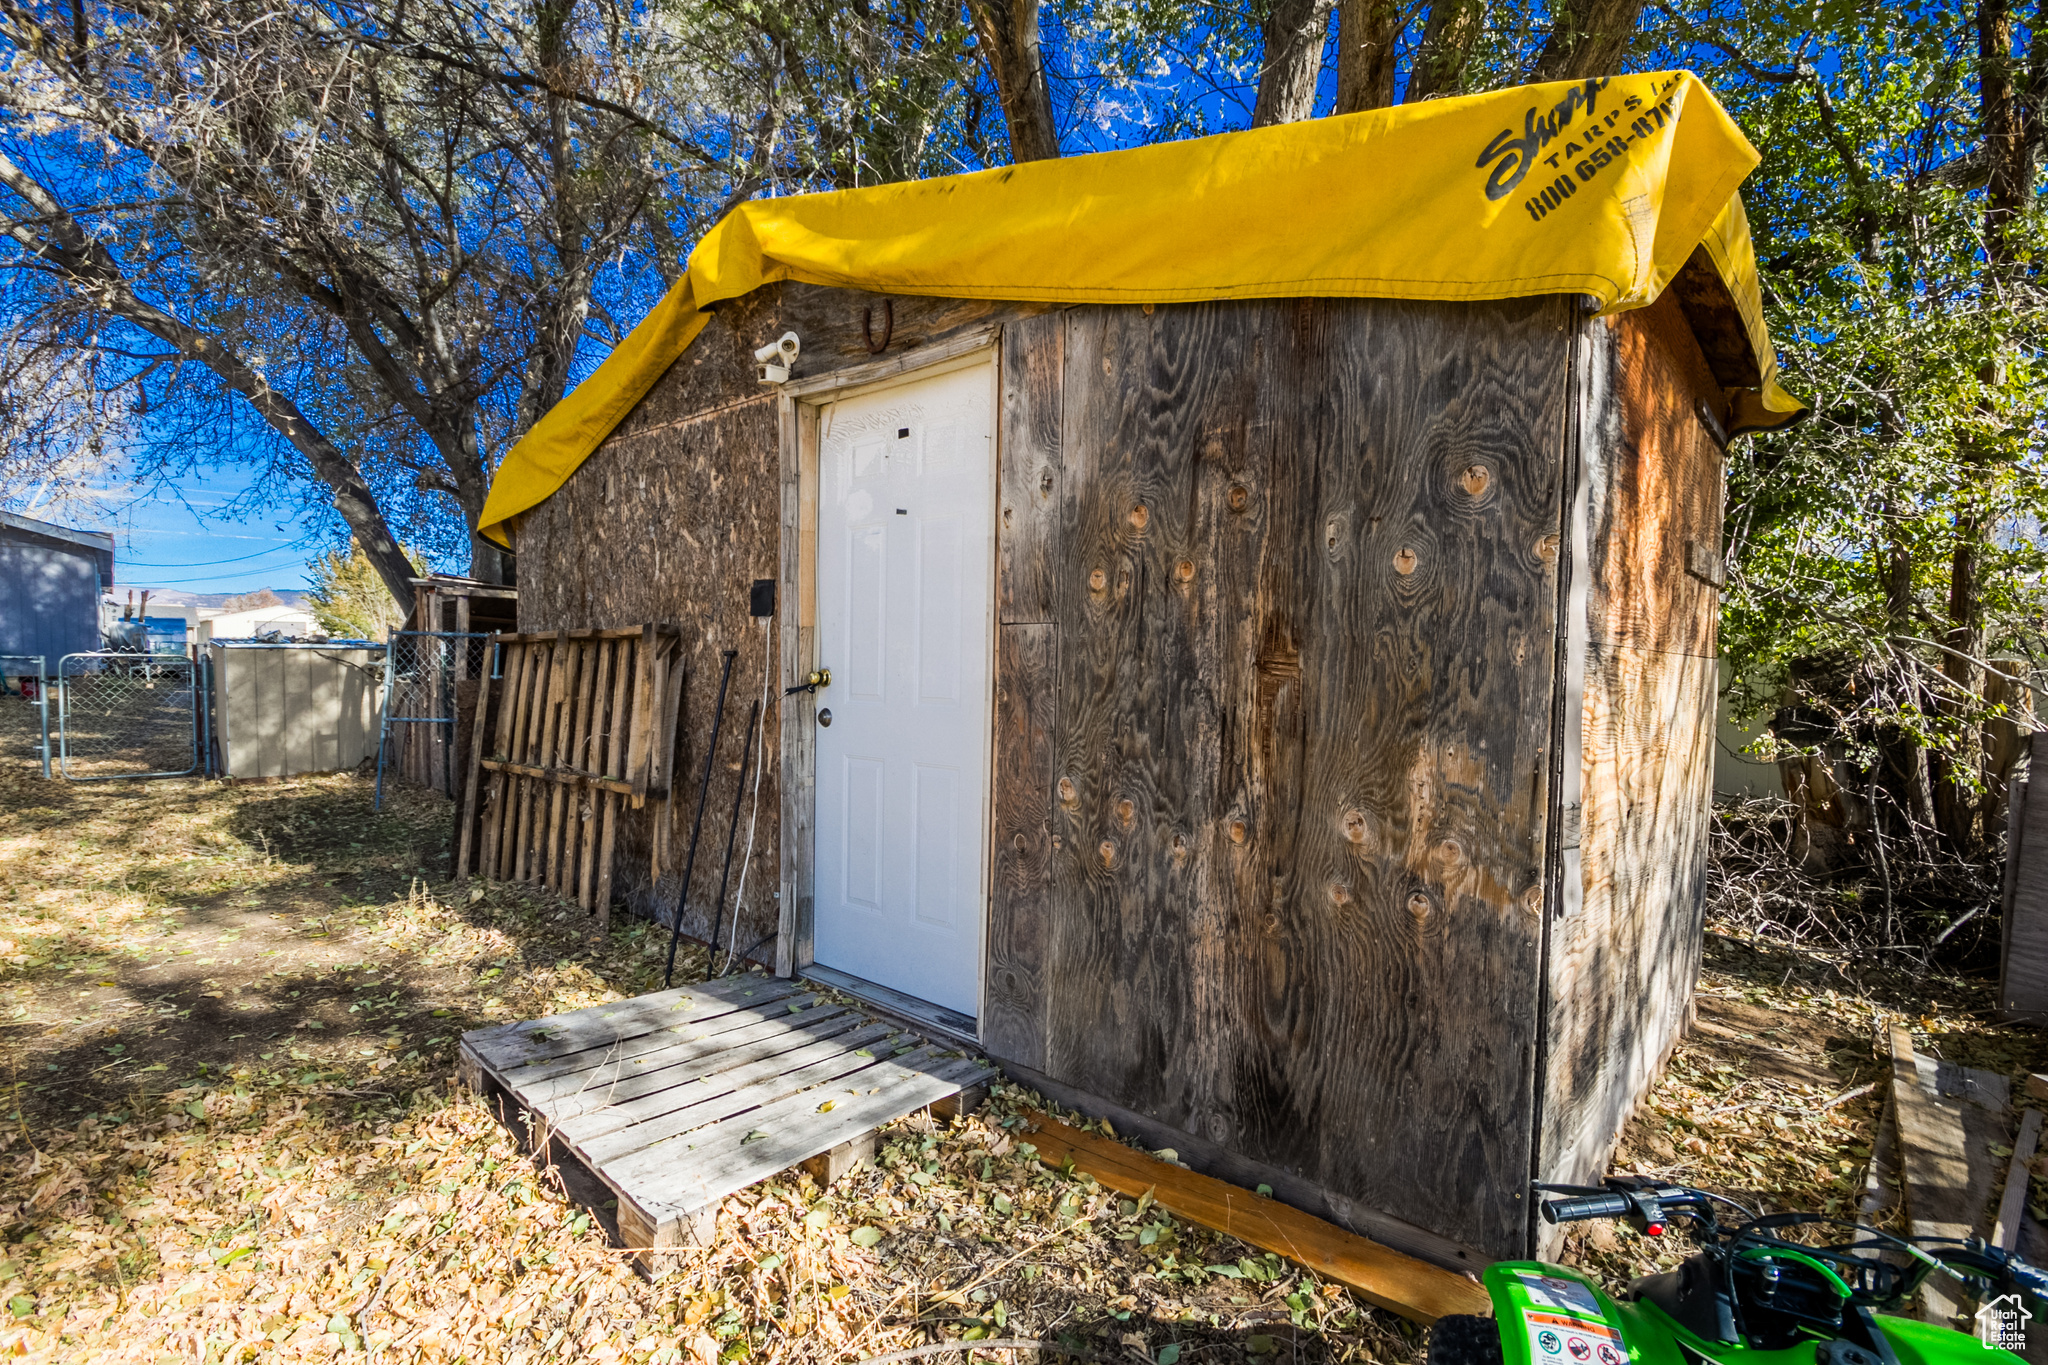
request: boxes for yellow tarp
[480,69,1801,546]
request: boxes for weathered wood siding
[516,284,1039,957]
[986,296,1576,1261]
[514,281,1727,1264]
[1538,292,1724,1200]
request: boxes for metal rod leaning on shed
[706,698,761,972]
[664,648,738,988]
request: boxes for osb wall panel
[515,283,1042,959]
[1025,295,1574,1261]
[1540,292,1725,1193]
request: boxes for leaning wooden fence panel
[458,625,684,927]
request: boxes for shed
[472,71,1804,1266]
[0,510,114,666]
[208,641,386,780]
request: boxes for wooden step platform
[458,971,994,1271]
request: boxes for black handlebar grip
[1541,1194,1633,1225]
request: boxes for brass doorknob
[784,667,831,696]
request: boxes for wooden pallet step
[520,1002,863,1110]
[574,1031,948,1171]
[614,1048,993,1223]
[462,977,995,1277]
[546,1015,895,1132]
[481,985,820,1092]
[466,974,802,1071]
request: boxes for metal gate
[56,652,207,780]
[374,631,492,809]
[0,656,51,778]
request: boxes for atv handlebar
[1540,1193,1634,1225]
[1535,1180,2048,1313]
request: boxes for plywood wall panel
[986,622,1058,1068]
[1539,293,1723,1196]
[1042,295,1572,1259]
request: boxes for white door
[812,361,994,1018]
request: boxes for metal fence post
[36,656,48,780]
[374,630,397,811]
[1,656,51,778]
[195,645,212,778]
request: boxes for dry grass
[0,699,2030,1364]
[0,710,1420,1365]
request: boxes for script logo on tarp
[1977,1294,2031,1351]
[1474,75,1684,224]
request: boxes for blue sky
[94,465,324,599]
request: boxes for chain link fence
[375,631,494,808]
[56,652,204,780]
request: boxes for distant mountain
[123,588,311,610]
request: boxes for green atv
[1428,1179,2043,1365]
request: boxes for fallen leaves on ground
[0,713,2029,1363]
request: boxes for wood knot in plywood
[1142,302,1155,315]
[1255,635,1301,681]
[1171,834,1187,867]
[1536,534,1560,564]
[1340,809,1368,844]
[1088,568,1107,594]
[1116,798,1134,827]
[1228,820,1248,845]
[1057,777,1077,804]
[1099,841,1117,868]
[1328,883,1352,907]
[1226,484,1250,513]
[1128,505,1149,532]
[1407,892,1433,922]
[1174,559,1195,583]
[1460,465,1491,497]
[1392,548,1417,575]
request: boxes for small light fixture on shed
[753,332,801,384]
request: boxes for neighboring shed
[0,510,114,665]
[472,72,1805,1266]
[208,641,385,780]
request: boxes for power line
[115,572,312,587]
[117,543,317,568]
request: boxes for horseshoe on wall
[862,299,893,354]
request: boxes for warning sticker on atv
[1524,1310,1628,1365]
[1513,1272,1605,1319]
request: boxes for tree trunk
[965,0,1059,161]
[1334,0,1401,113]
[1406,0,1486,101]
[1879,515,1938,846]
[1528,0,1644,83]
[1933,0,2026,857]
[1252,0,1333,127]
